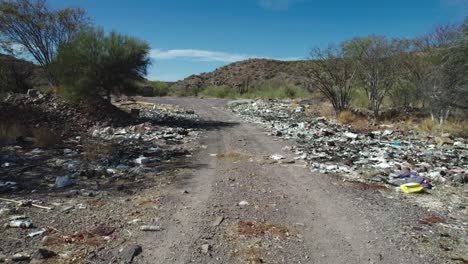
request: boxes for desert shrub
[35,85,58,94]
[0,60,30,93]
[338,110,357,124]
[244,81,310,99]
[417,118,438,134]
[0,123,25,144]
[83,140,117,161]
[150,81,171,96]
[32,128,60,148]
[350,87,369,109]
[414,118,468,137]
[442,119,468,138]
[200,85,236,98]
[51,28,151,102]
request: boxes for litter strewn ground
[229,99,468,260]
[0,97,203,263]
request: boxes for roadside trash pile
[230,100,468,190]
[1,90,133,136]
[0,102,201,263]
[118,102,200,124]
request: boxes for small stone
[212,216,224,227]
[92,226,116,236]
[33,248,56,259]
[120,244,142,263]
[238,201,249,207]
[201,244,211,254]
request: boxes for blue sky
[49,0,467,81]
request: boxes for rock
[92,226,116,236]
[120,244,142,263]
[55,175,74,188]
[279,158,295,164]
[238,201,249,207]
[33,249,56,259]
[63,148,73,155]
[212,216,224,227]
[201,244,211,254]
[450,174,467,185]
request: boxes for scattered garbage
[55,175,74,188]
[8,219,33,228]
[0,101,202,261]
[11,253,30,262]
[139,225,162,231]
[400,183,424,193]
[270,154,285,160]
[28,229,46,238]
[135,156,150,165]
[229,100,468,188]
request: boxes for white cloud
[150,48,303,62]
[150,49,251,62]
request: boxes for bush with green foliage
[199,85,236,98]
[244,81,309,99]
[149,81,171,96]
[0,58,30,94]
[195,81,310,99]
[51,28,150,102]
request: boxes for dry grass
[0,123,25,143]
[32,128,60,148]
[216,151,247,161]
[337,110,357,125]
[417,118,438,134]
[83,140,117,161]
[303,101,334,118]
[404,118,468,138]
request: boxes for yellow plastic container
[400,183,424,193]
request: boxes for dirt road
[133,97,440,264]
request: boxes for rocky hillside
[171,59,314,92]
[0,54,49,90]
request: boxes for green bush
[149,81,171,96]
[243,81,309,99]
[199,85,237,98]
[350,87,369,109]
[0,60,30,94]
[51,28,151,102]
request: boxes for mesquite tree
[0,0,90,83]
[308,44,358,113]
[344,36,405,118]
